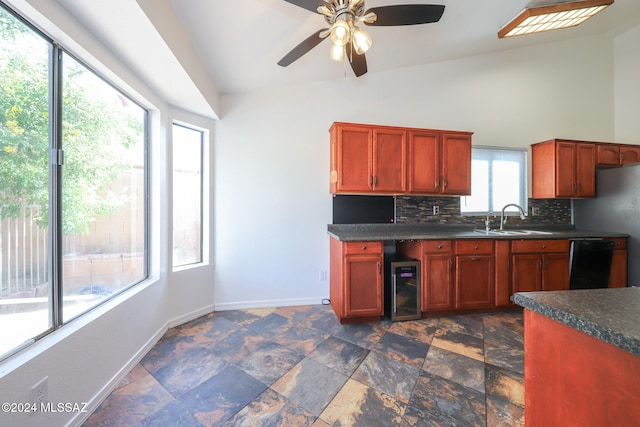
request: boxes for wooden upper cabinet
[597,144,620,166]
[407,131,471,195]
[407,131,440,194]
[620,145,640,164]
[532,139,595,198]
[442,133,472,195]
[597,143,640,166]
[372,128,407,193]
[330,124,373,193]
[331,122,472,195]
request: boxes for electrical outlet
[31,377,48,405]
[433,205,440,215]
[531,207,540,216]
[319,269,328,281]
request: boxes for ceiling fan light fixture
[330,20,351,46]
[352,26,372,54]
[329,43,346,62]
[498,0,614,39]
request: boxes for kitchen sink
[474,229,553,236]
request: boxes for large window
[172,123,203,268]
[461,147,527,215]
[0,4,147,358]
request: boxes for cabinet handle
[471,257,481,261]
[507,259,510,272]
[620,152,625,162]
[373,175,378,186]
[578,183,583,193]
[435,177,440,188]
[362,245,367,250]
[545,259,549,270]
[474,246,479,250]
[437,245,443,249]
[443,178,448,189]
[378,261,381,273]
[541,245,546,249]
[449,259,453,271]
[573,182,577,194]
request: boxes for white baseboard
[68,323,168,427]
[167,303,217,329]
[214,297,328,312]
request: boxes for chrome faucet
[500,203,526,230]
[485,211,495,232]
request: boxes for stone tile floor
[83,305,524,426]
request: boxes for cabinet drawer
[424,240,452,253]
[511,239,569,253]
[608,237,626,250]
[454,240,493,255]
[344,241,383,255]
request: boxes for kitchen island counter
[512,287,640,357]
[512,287,640,426]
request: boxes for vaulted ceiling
[53,0,640,118]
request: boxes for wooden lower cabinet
[455,255,494,308]
[330,239,383,323]
[511,240,570,294]
[608,238,628,288]
[397,240,454,311]
[454,240,494,309]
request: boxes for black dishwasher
[569,239,615,290]
[385,253,421,321]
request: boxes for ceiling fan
[277,0,445,77]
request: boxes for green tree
[0,6,143,235]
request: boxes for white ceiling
[53,0,640,118]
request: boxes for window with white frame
[172,123,204,268]
[0,3,148,359]
[460,147,528,215]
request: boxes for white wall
[0,1,217,426]
[215,34,616,309]
[614,23,640,143]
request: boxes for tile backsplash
[395,196,571,227]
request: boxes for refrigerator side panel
[574,164,640,286]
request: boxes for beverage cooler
[385,254,421,321]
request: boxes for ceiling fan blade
[365,4,445,26]
[283,0,327,13]
[346,42,367,77]
[278,29,328,67]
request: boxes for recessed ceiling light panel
[498,0,614,38]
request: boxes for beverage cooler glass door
[390,261,421,321]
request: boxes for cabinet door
[575,143,596,197]
[423,254,454,310]
[373,129,406,192]
[620,145,640,165]
[609,250,627,288]
[344,254,383,318]
[541,253,570,291]
[455,255,494,308]
[555,142,576,197]
[512,254,542,293]
[597,145,620,166]
[441,133,472,195]
[336,125,373,192]
[407,131,440,194]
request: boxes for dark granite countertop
[327,223,628,241]
[512,288,640,357]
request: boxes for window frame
[460,146,528,216]
[0,1,149,360]
[171,121,205,270]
